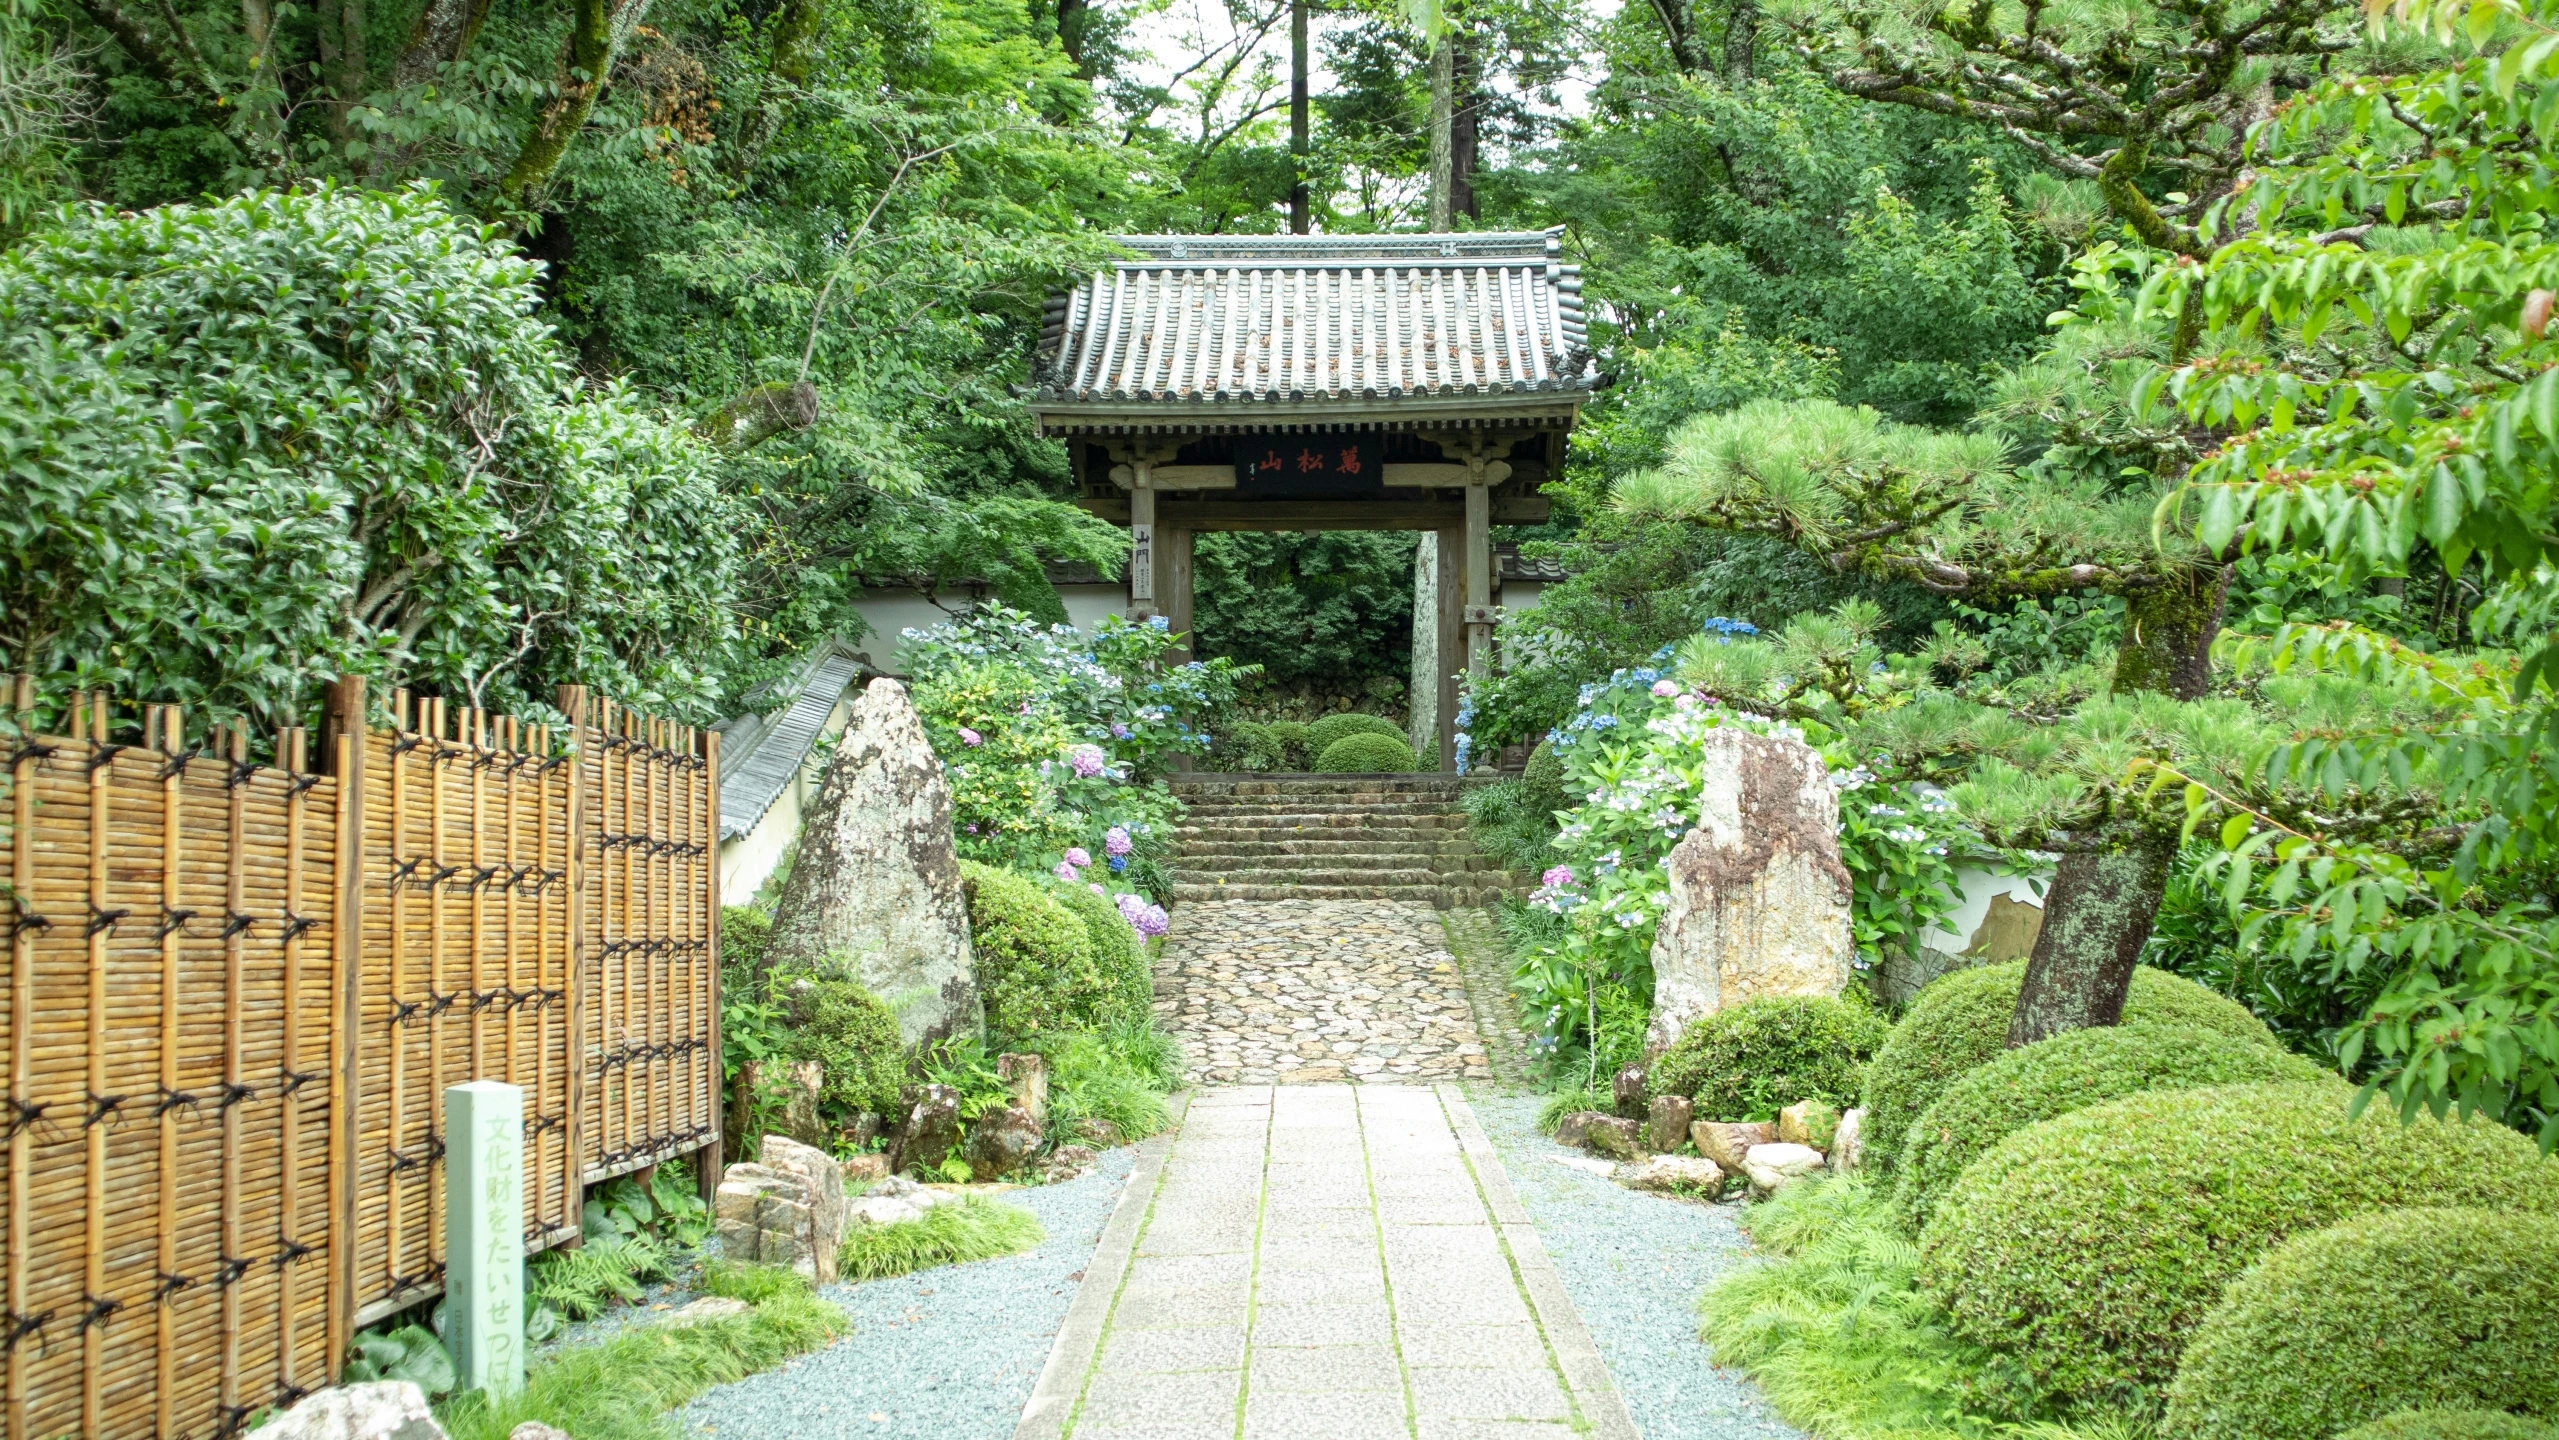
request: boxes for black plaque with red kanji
[1233,434,1383,497]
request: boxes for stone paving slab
[1014,1084,1637,1440]
[1153,901,1491,1086]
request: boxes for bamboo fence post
[648,717,663,1151]
[501,716,519,1163]
[6,673,33,1440]
[616,704,633,1162]
[555,687,589,1242]
[700,727,723,1207]
[326,676,365,1377]
[469,708,486,1082]
[427,697,447,1281]
[385,692,411,1294]
[221,722,248,1413]
[80,692,107,1440]
[532,722,553,1234]
[279,725,308,1393]
[152,705,182,1440]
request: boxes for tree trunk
[1723,0,1756,83]
[1450,38,1478,220]
[1427,37,1453,229]
[499,0,650,212]
[1289,0,1309,234]
[2007,822,2176,1046]
[392,0,496,88]
[2005,562,2230,1046]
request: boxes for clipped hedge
[1651,994,1889,1123]
[1264,720,1312,769]
[2161,1207,2559,1440]
[1042,878,1153,1032]
[960,860,1112,1047]
[2339,1414,2558,1440]
[1860,959,2277,1165]
[1918,1082,2559,1412]
[1521,738,1573,820]
[773,971,907,1117]
[1316,732,1418,773]
[1304,712,1403,755]
[1891,1021,2328,1233]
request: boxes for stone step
[1176,812,1472,834]
[1169,882,1519,909]
[1176,837,1484,859]
[1181,793,1465,812]
[1174,860,1513,886]
[1171,774,1483,795]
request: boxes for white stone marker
[444,1080,525,1397]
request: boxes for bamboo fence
[0,677,723,1440]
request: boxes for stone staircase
[1167,773,1532,909]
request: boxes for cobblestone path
[1014,1084,1636,1440]
[1152,899,1491,1087]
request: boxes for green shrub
[1918,1081,2559,1413]
[1040,878,1153,1033]
[1861,960,2278,1165]
[835,1197,1045,1281]
[1892,1021,2328,1233]
[1033,1018,1183,1146]
[773,970,908,1119]
[1522,738,1574,818]
[1262,720,1312,769]
[721,905,773,978]
[961,860,1114,1048]
[2339,1413,2559,1440]
[1220,719,1279,771]
[2161,1207,2559,1440]
[1652,994,1889,1123]
[1304,712,1404,755]
[1316,732,1417,772]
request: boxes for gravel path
[1471,1097,1803,1440]
[678,1145,1141,1440]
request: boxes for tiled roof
[1033,232,1596,422]
[715,645,864,842]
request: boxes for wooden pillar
[324,676,365,1379]
[1463,474,1493,679]
[699,728,724,1207]
[1164,525,1194,659]
[1129,472,1157,619]
[1434,525,1463,774]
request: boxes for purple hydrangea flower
[1053,861,1080,881]
[1104,826,1133,857]
[1109,722,1130,739]
[1115,893,1146,924]
[1065,846,1092,868]
[1651,679,1679,697]
[958,727,982,747]
[1138,904,1170,938]
[1068,745,1106,778]
[1540,864,1574,889]
[1089,882,1107,896]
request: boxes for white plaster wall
[851,585,1131,674]
[716,692,857,904]
[1918,864,2053,957]
[1500,579,1545,612]
[1058,584,1128,638]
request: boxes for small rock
[508,1425,572,1440]
[1072,1115,1123,1148]
[1646,1094,1695,1153]
[1691,1120,1773,1171]
[1580,1116,1647,1161]
[998,1053,1049,1124]
[1777,1100,1841,1151]
[1829,1107,1866,1172]
[966,1104,1044,1178]
[1553,1110,1610,1149]
[1616,1155,1725,1196]
[1612,1062,1649,1119]
[252,1380,446,1440]
[840,1153,890,1184]
[1042,1144,1100,1183]
[846,1194,925,1226]
[891,1084,962,1174]
[1549,1155,1617,1177]
[662,1296,750,1328]
[1744,1142,1824,1177]
[1742,1159,1793,1195]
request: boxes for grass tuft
[835,1196,1045,1281]
[1697,1173,2144,1440]
[435,1286,846,1440]
[697,1259,809,1304]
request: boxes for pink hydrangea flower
[1651,679,1679,697]
[1104,826,1133,857]
[958,727,982,747]
[1089,882,1107,896]
[1065,847,1092,868]
[1137,904,1170,938]
[1053,861,1079,881]
[1673,693,1697,711]
[1540,864,1574,889]
[1068,745,1106,778]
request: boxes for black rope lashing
[271,1380,313,1412]
[221,911,256,940]
[271,1232,315,1269]
[388,733,424,758]
[524,1113,566,1136]
[152,1086,200,1119]
[153,1271,194,1305]
[387,998,424,1028]
[217,1081,256,1111]
[285,770,324,798]
[1,1308,52,1354]
[425,990,460,1018]
[8,899,51,939]
[277,912,319,943]
[211,1401,263,1440]
[466,865,504,893]
[85,743,130,776]
[5,1096,46,1141]
[277,1066,322,1097]
[212,1254,252,1289]
[86,905,129,938]
[156,907,197,941]
[84,1090,127,1127]
[78,1293,120,1332]
[4,741,58,768]
[157,746,202,781]
[220,755,261,789]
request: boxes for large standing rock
[966,1104,1044,1178]
[998,1053,1049,1124]
[714,1135,847,1284]
[252,1381,446,1440]
[1692,1120,1774,1172]
[1645,726,1855,1054]
[890,1084,963,1175]
[1647,1095,1695,1153]
[764,678,981,1045]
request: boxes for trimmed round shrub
[1861,959,2277,1166]
[1650,994,1889,1122]
[961,860,1110,1047]
[1316,732,1417,773]
[1304,712,1404,755]
[1216,719,1275,771]
[2163,1207,2559,1440]
[1521,738,1573,819]
[1891,1021,2328,1232]
[1041,878,1153,1033]
[775,972,906,1118]
[1265,720,1312,770]
[1918,1082,2559,1412]
[2339,1413,2558,1440]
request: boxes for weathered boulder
[1777,1100,1842,1151]
[845,1174,951,1227]
[1613,1062,1650,1119]
[763,678,981,1045]
[1691,1120,1773,1172]
[966,1104,1045,1178]
[1043,1144,1100,1183]
[1828,1107,1867,1173]
[1617,1155,1725,1196]
[1072,1116,1123,1148]
[1554,1111,1609,1149]
[1647,1094,1695,1153]
[252,1380,446,1440]
[998,1052,1049,1124]
[740,1059,826,1150]
[891,1084,963,1174]
[1644,726,1855,1054]
[714,1135,846,1284]
[840,1153,890,1185]
[1578,1115,1648,1161]
[1742,1141,1825,1195]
